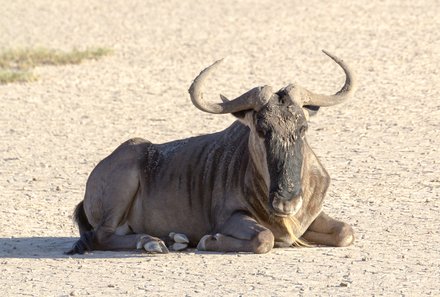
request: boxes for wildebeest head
[189,51,357,217]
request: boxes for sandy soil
[1,0,439,296]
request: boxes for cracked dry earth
[0,0,439,296]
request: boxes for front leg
[301,211,354,247]
[197,212,275,254]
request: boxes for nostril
[292,196,303,213]
[292,189,302,199]
[270,194,303,216]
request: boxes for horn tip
[214,57,227,65]
[220,94,230,102]
[321,49,334,59]
[321,50,344,64]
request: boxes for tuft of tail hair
[73,201,93,235]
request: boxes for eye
[256,125,267,138]
[255,115,269,138]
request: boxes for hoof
[167,232,189,251]
[170,242,188,251]
[197,234,220,251]
[197,235,211,251]
[136,235,169,254]
[144,241,169,253]
[169,232,189,244]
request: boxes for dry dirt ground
[1,1,439,296]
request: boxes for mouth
[272,212,290,218]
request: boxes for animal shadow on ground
[0,237,234,259]
[0,237,149,259]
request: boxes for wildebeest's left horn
[300,50,357,107]
[189,59,272,114]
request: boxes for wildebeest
[67,50,357,255]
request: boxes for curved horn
[188,59,272,114]
[301,50,357,107]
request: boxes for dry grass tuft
[0,47,112,84]
[0,69,37,84]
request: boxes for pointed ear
[303,105,320,117]
[232,110,254,126]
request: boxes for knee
[253,229,275,254]
[334,223,355,247]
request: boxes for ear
[220,94,255,126]
[303,105,320,117]
[232,109,254,126]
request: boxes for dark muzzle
[269,190,303,217]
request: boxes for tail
[73,201,93,235]
[65,201,95,255]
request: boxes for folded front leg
[197,212,275,254]
[302,211,354,247]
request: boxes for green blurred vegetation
[0,47,112,84]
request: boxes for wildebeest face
[246,89,308,217]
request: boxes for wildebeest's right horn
[189,59,272,114]
[300,50,357,107]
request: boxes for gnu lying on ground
[67,50,357,255]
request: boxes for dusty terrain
[1,1,439,296]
